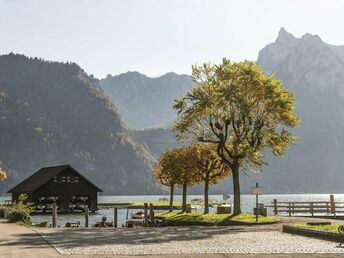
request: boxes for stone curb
[283,224,342,243]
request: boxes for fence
[267,198,344,216]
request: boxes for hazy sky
[1,0,343,78]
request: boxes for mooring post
[273,199,277,215]
[149,203,154,222]
[114,207,118,228]
[144,203,148,227]
[52,203,57,228]
[85,207,89,228]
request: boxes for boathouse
[7,165,103,213]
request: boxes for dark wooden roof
[7,164,103,193]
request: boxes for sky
[0,0,343,78]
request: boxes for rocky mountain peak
[276,27,297,44]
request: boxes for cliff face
[100,72,194,129]
[253,28,344,193]
[0,54,159,195]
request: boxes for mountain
[131,128,183,159]
[128,28,344,194]
[253,28,344,193]
[0,54,159,195]
[100,72,194,129]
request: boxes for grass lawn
[290,223,340,234]
[128,201,225,207]
[155,212,278,225]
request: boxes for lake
[1,193,343,227]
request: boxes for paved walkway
[2,217,344,257]
[36,226,344,255]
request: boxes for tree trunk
[232,162,241,215]
[182,183,187,212]
[169,184,174,212]
[204,179,209,214]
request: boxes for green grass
[127,201,225,207]
[155,212,278,225]
[290,223,340,234]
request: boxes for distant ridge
[100,71,194,129]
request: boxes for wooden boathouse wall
[8,165,103,213]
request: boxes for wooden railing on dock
[266,198,344,216]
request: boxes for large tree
[194,144,231,213]
[173,59,299,214]
[153,150,180,211]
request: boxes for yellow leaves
[173,59,299,173]
[0,167,7,181]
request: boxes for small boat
[131,211,144,219]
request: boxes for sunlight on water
[2,194,344,228]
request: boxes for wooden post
[273,199,277,215]
[288,203,291,217]
[292,203,295,214]
[330,195,336,215]
[114,207,118,228]
[327,202,330,214]
[144,203,148,227]
[52,203,57,228]
[85,207,89,228]
[126,207,129,219]
[149,203,154,222]
[310,202,314,217]
[255,182,259,222]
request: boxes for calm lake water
[1,194,343,228]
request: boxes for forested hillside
[0,54,159,195]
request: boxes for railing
[266,199,344,216]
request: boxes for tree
[194,144,231,213]
[153,147,200,212]
[176,146,200,212]
[153,150,180,211]
[0,167,7,181]
[173,59,299,214]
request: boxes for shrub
[6,210,31,224]
[0,207,6,218]
[5,194,34,224]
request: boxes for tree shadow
[31,225,247,250]
[0,231,53,250]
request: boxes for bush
[5,194,34,224]
[6,210,31,224]
[0,207,6,218]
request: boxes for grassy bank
[155,212,278,226]
[289,223,340,234]
[98,201,225,208]
[130,201,224,206]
